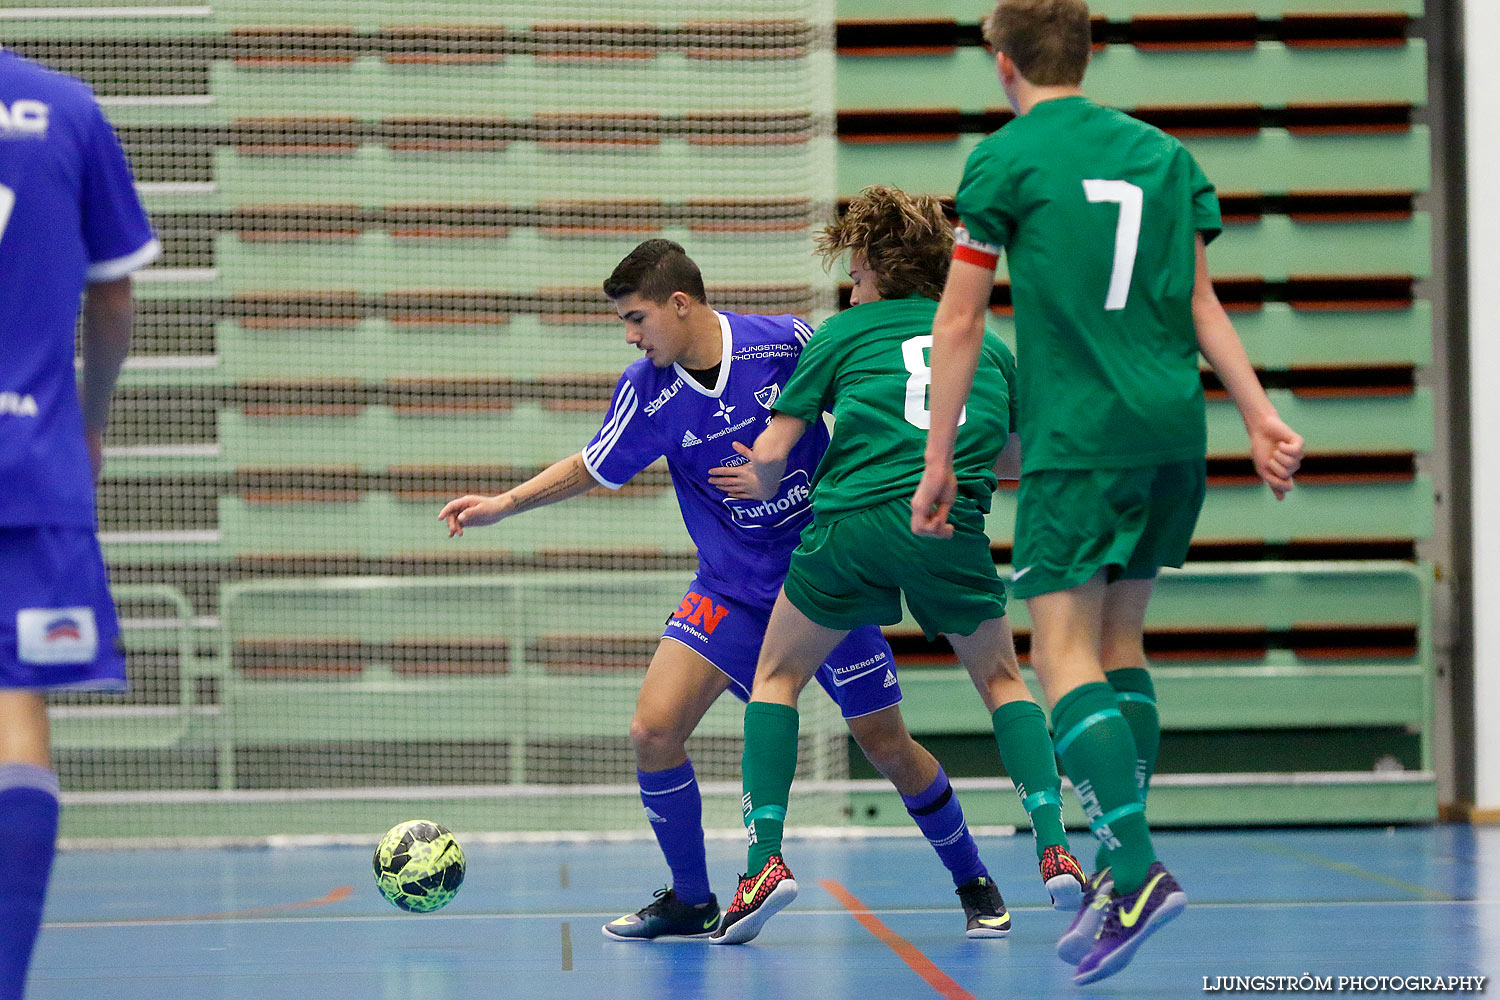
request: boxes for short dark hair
[815,186,952,301]
[982,0,1091,87]
[603,239,708,304]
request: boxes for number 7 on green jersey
[1083,179,1142,311]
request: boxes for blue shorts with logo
[1,526,126,691]
[661,576,900,720]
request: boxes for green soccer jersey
[953,95,1221,472]
[775,295,1017,521]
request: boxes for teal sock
[1095,667,1159,872]
[991,699,1068,861]
[1052,681,1155,894]
[742,702,799,873]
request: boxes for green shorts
[1010,459,1206,600]
[782,498,1008,641]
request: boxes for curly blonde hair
[815,186,953,302]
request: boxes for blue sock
[638,760,712,905]
[902,768,987,887]
[0,764,61,1000]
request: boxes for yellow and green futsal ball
[372,819,466,912]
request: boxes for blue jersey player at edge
[440,239,1016,941]
[1,48,161,1000]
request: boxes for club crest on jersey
[16,607,98,665]
[755,385,780,410]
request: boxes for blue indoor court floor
[32,826,1499,1000]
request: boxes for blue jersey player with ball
[441,239,1080,940]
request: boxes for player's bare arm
[80,276,135,482]
[991,432,1022,481]
[440,451,596,536]
[913,257,994,537]
[1190,235,1305,500]
[709,413,806,501]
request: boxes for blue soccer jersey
[0,50,159,528]
[582,311,827,607]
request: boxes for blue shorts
[661,576,901,719]
[0,526,126,691]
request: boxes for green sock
[742,701,800,872]
[1095,668,1160,872]
[1052,681,1155,894]
[991,699,1068,861]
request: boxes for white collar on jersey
[674,311,733,399]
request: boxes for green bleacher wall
[2,0,1437,838]
[830,0,1437,827]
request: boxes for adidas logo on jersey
[681,429,702,447]
[883,670,897,688]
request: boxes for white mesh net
[7,0,844,841]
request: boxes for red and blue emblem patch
[16,606,98,664]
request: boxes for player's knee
[756,650,797,681]
[853,726,914,776]
[752,662,813,701]
[963,648,1024,690]
[0,692,52,768]
[628,715,687,765]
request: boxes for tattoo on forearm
[508,459,590,514]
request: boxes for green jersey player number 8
[902,335,966,430]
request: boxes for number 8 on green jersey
[775,296,1015,524]
[772,295,1018,638]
